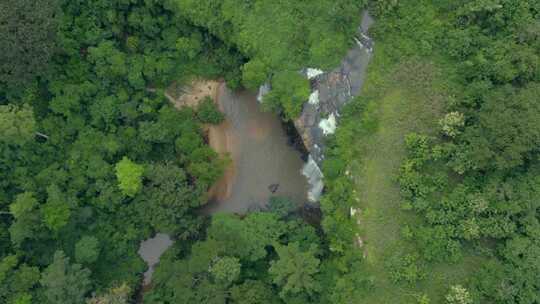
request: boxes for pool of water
[203,85,309,213]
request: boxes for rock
[355,233,364,248]
[306,68,324,79]
[268,183,279,193]
[294,11,374,169]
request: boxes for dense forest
[0,0,538,304]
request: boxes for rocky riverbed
[295,11,374,201]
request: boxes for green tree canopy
[115,157,144,197]
[196,97,224,125]
[269,242,321,299]
[262,71,310,120]
[230,280,280,304]
[0,104,36,145]
[209,256,241,284]
[0,255,40,304]
[75,236,100,265]
[43,184,71,232]
[0,0,59,92]
[207,213,284,261]
[40,251,92,304]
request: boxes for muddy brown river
[203,84,309,213]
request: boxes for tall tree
[115,157,144,197]
[42,185,71,232]
[207,213,284,261]
[209,256,241,284]
[0,255,40,304]
[0,104,36,145]
[75,236,100,265]
[269,242,321,299]
[9,192,44,246]
[40,251,92,304]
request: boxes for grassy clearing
[349,44,485,303]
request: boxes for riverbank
[165,80,237,205]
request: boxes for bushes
[115,157,144,198]
[196,96,224,124]
[262,71,310,120]
[388,253,426,284]
[146,210,325,303]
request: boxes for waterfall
[308,90,320,105]
[318,113,337,135]
[306,68,324,79]
[302,155,324,202]
[257,83,271,103]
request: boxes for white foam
[306,68,324,79]
[257,83,271,103]
[319,113,337,135]
[354,37,364,49]
[302,155,324,202]
[308,90,319,105]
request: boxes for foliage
[269,242,321,299]
[230,280,280,304]
[268,196,298,219]
[146,208,325,303]
[438,112,464,138]
[209,256,241,284]
[75,236,100,265]
[197,96,224,124]
[0,0,59,93]
[377,1,540,303]
[388,253,426,284]
[206,212,283,262]
[445,285,472,304]
[115,157,144,198]
[172,0,366,117]
[3,0,537,302]
[40,251,92,304]
[0,0,239,299]
[174,0,365,81]
[0,255,40,304]
[136,162,205,234]
[43,184,71,232]
[0,104,36,145]
[262,71,310,120]
[86,284,130,304]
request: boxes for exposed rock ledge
[295,11,374,202]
